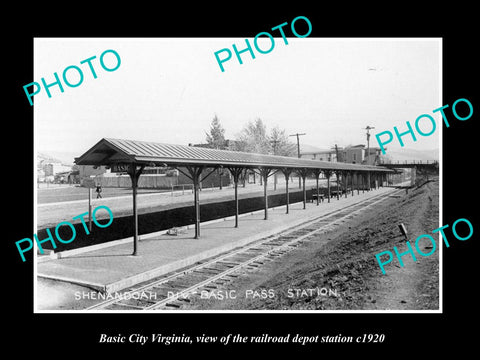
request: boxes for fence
[90,171,232,190]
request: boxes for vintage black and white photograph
[33,37,441,312]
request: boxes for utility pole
[270,139,280,190]
[333,144,340,190]
[364,126,375,190]
[289,132,306,188]
[364,126,375,164]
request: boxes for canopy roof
[75,138,392,173]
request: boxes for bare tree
[235,118,270,154]
[269,126,296,157]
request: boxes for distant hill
[384,148,439,162]
[300,143,439,163]
[300,143,332,154]
[37,151,77,166]
[37,152,62,164]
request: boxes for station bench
[310,188,325,203]
[330,190,343,197]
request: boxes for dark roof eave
[132,156,393,172]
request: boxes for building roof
[75,138,392,172]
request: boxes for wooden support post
[285,174,290,214]
[178,165,220,239]
[335,171,340,200]
[132,179,138,254]
[314,169,321,206]
[351,172,354,196]
[325,170,331,203]
[297,168,308,209]
[228,167,243,228]
[233,173,239,228]
[260,168,271,220]
[285,175,290,214]
[356,172,360,195]
[88,187,92,232]
[282,169,292,214]
[302,173,306,209]
[264,172,268,219]
[185,166,205,239]
[193,175,200,238]
[128,164,145,256]
[344,172,347,198]
[234,179,238,227]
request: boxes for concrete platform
[36,186,399,294]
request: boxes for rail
[87,187,404,311]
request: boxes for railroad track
[87,188,404,311]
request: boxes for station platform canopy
[75,138,392,172]
[75,138,393,255]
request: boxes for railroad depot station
[37,138,406,303]
[75,138,395,251]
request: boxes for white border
[33,37,443,314]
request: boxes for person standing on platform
[95,184,103,199]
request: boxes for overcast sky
[34,38,441,162]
